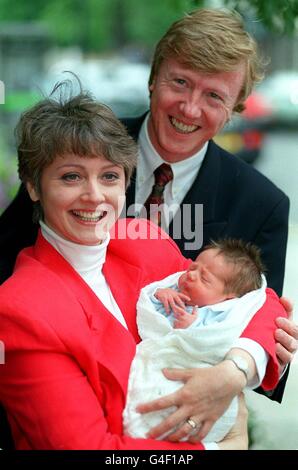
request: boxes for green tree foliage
[220,0,298,35]
[0,0,297,53]
[42,0,112,51]
[0,0,46,20]
[125,0,200,46]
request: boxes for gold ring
[186,418,198,430]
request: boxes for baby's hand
[154,288,190,315]
[174,307,198,329]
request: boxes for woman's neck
[39,220,110,274]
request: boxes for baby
[123,238,267,443]
[152,238,264,329]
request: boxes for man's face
[148,58,245,163]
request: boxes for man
[0,9,297,440]
[121,8,296,407]
[125,9,287,295]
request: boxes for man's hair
[203,238,265,297]
[16,78,137,195]
[149,8,266,113]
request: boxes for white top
[40,221,128,329]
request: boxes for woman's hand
[137,361,246,442]
[218,393,248,450]
[275,297,298,373]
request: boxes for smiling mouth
[170,116,199,134]
[71,210,107,223]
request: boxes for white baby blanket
[123,272,266,442]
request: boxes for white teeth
[72,210,104,221]
[171,117,198,133]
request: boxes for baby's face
[178,248,235,307]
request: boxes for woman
[0,82,285,449]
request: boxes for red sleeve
[240,288,287,390]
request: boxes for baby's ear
[226,292,237,300]
[26,181,40,202]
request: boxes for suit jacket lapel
[103,250,142,343]
[172,140,221,225]
[169,140,228,253]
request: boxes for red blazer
[0,219,286,449]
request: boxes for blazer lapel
[103,250,142,343]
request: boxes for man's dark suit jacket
[0,114,290,408]
[124,115,290,405]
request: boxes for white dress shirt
[40,220,128,329]
[135,114,208,223]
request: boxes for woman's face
[27,153,126,245]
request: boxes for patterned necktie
[144,163,173,226]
